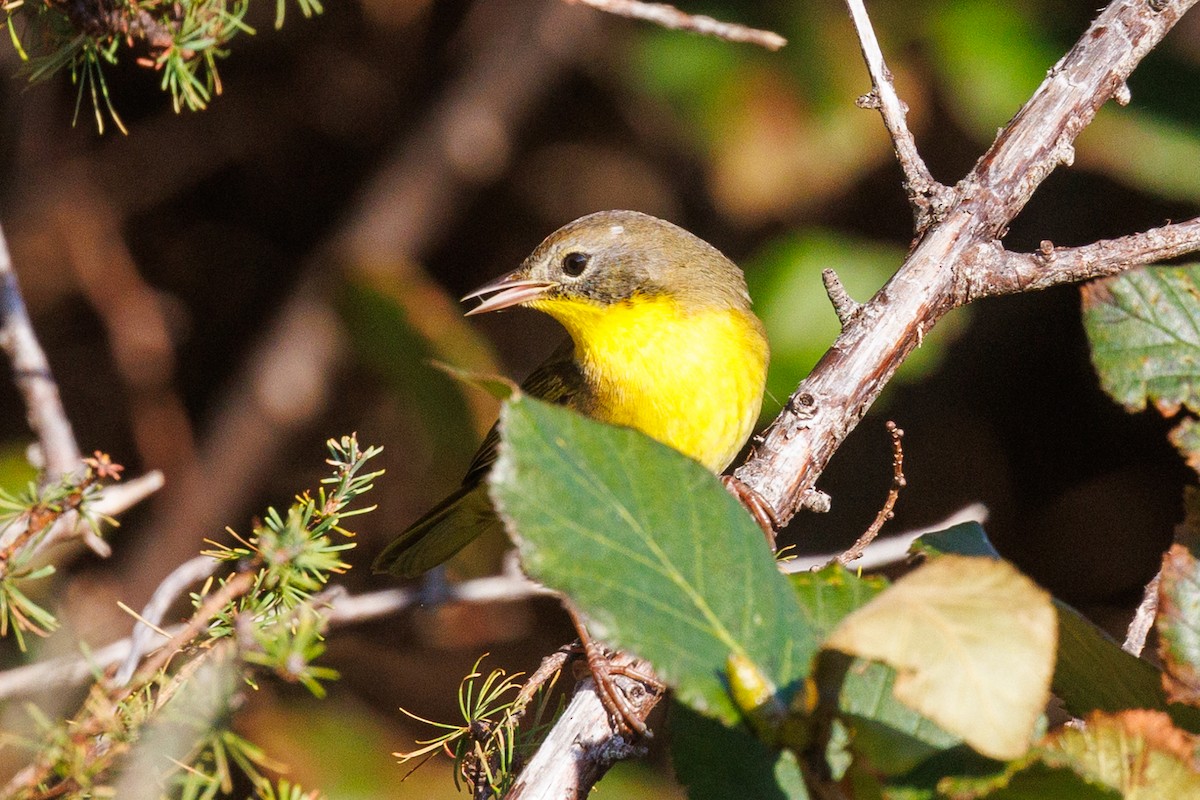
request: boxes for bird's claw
[721,475,779,549]
[566,606,664,737]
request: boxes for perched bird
[373,210,771,580]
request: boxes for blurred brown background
[0,0,1198,795]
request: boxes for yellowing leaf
[1044,711,1200,799]
[1157,544,1200,706]
[823,555,1056,760]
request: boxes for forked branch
[736,0,1200,529]
[844,0,949,228]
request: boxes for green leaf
[821,653,963,777]
[1158,543,1200,705]
[1042,711,1200,799]
[1054,602,1172,719]
[914,523,1200,732]
[824,556,1057,760]
[910,522,1000,560]
[670,702,809,800]
[428,361,518,401]
[788,562,889,636]
[491,395,815,723]
[1082,265,1200,416]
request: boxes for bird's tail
[371,483,501,579]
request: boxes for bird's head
[462,210,752,317]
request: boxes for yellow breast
[531,294,769,473]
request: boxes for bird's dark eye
[562,252,590,277]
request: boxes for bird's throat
[529,294,768,473]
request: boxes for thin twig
[0,573,550,700]
[780,502,989,574]
[566,0,787,50]
[837,421,905,566]
[511,645,574,723]
[0,222,81,481]
[0,223,162,560]
[124,569,257,690]
[1123,570,1161,656]
[961,215,1200,301]
[0,470,164,560]
[114,555,222,686]
[843,0,947,228]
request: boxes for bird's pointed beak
[462,271,558,316]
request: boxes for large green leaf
[1082,265,1200,416]
[490,395,815,723]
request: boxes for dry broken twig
[566,0,787,50]
[837,421,905,566]
[1123,570,1162,656]
[844,0,949,228]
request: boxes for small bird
[373,210,771,581]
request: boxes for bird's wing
[372,340,586,579]
[461,339,585,485]
[372,481,501,578]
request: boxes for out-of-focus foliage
[0,443,38,496]
[627,5,895,222]
[3,0,322,131]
